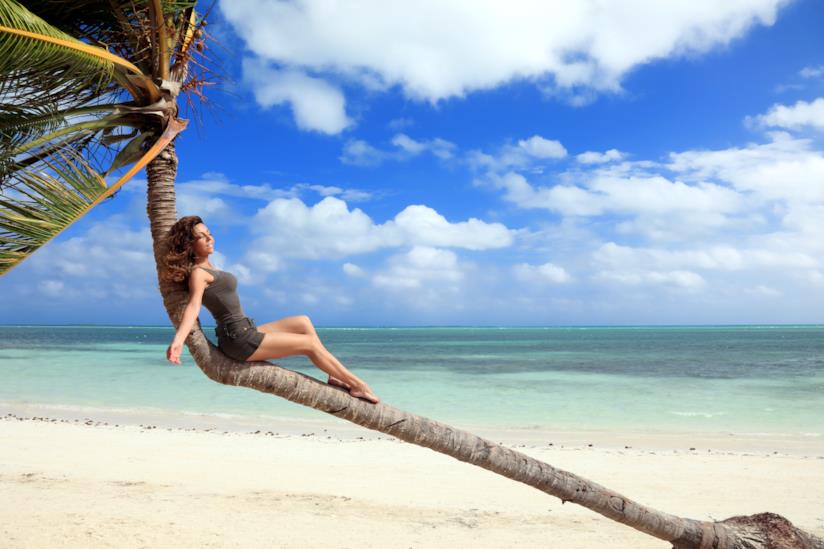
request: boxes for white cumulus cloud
[392,205,514,251]
[242,58,351,134]
[517,136,567,159]
[248,196,515,263]
[749,98,824,132]
[372,246,464,290]
[17,219,157,302]
[483,170,743,224]
[667,132,824,203]
[222,0,786,105]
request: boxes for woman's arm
[167,270,209,365]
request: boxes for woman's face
[191,223,214,259]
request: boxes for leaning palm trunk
[145,145,822,549]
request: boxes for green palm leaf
[0,0,158,164]
[0,117,186,275]
[0,0,146,111]
[0,104,117,153]
[0,152,105,271]
[0,0,198,276]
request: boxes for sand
[1,412,823,548]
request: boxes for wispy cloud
[576,149,624,164]
[468,135,567,172]
[340,133,456,166]
[800,65,824,79]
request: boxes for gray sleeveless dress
[196,266,264,361]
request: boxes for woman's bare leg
[258,316,350,387]
[257,316,369,386]
[253,317,379,403]
[246,329,347,381]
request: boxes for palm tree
[1,2,821,547]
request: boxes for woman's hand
[167,340,184,365]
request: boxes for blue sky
[3,0,824,326]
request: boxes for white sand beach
[2,413,823,548]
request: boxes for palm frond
[0,0,147,112]
[0,117,187,276]
[0,0,162,186]
[0,1,205,276]
[0,103,115,151]
[0,2,177,191]
[18,0,199,81]
[0,107,138,191]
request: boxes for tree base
[673,513,824,549]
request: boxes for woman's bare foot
[349,384,380,404]
[327,375,351,390]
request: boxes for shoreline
[3,404,823,457]
[2,414,823,548]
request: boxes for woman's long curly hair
[160,215,204,284]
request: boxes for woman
[163,215,380,404]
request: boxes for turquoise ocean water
[1,325,822,435]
